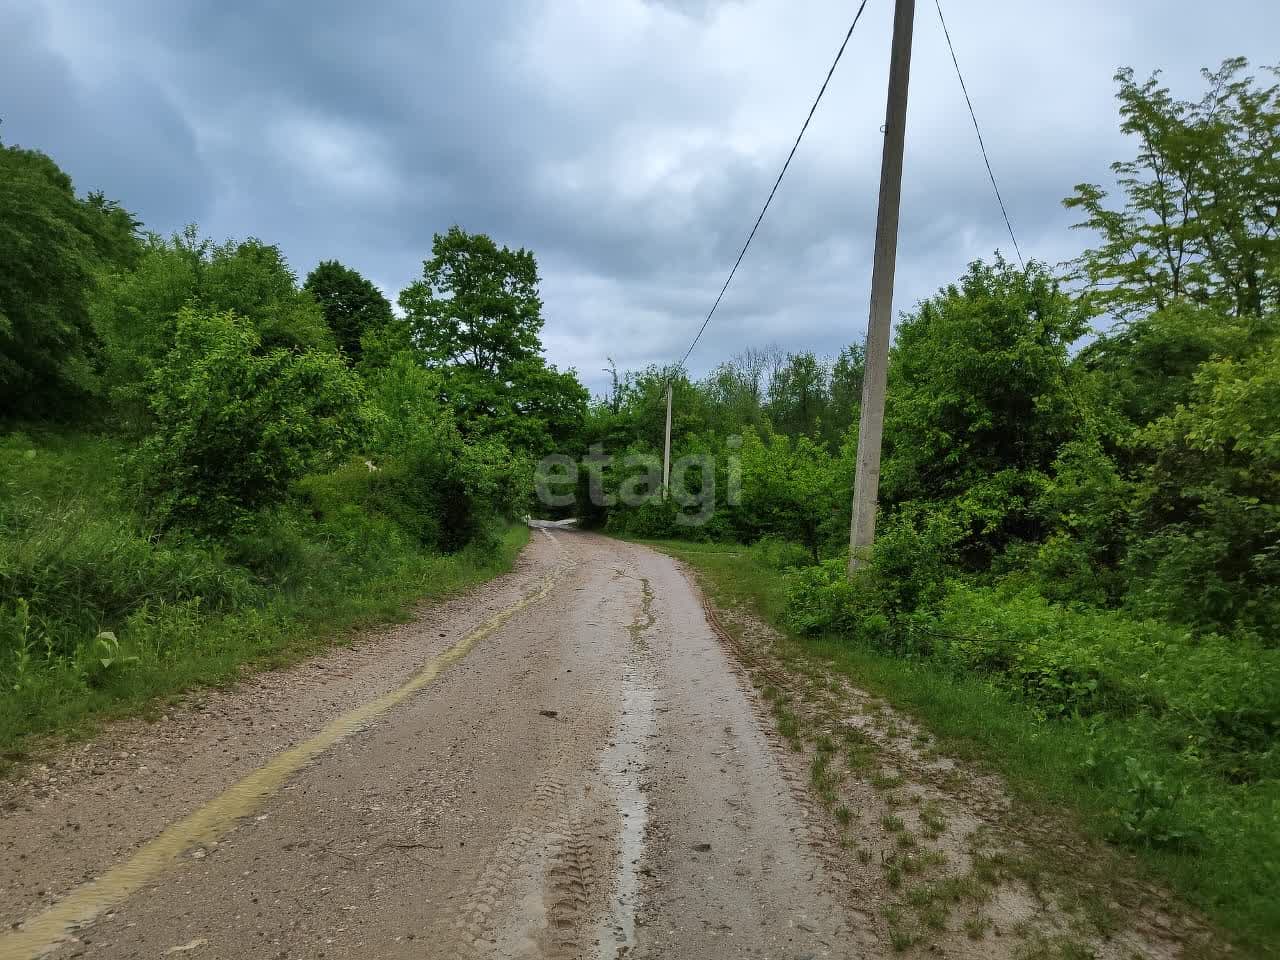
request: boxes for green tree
[766,351,830,441]
[702,347,772,438]
[881,258,1088,566]
[604,366,709,452]
[0,143,138,417]
[398,226,586,452]
[1077,301,1268,427]
[201,238,333,352]
[737,430,840,560]
[399,226,544,374]
[1067,61,1279,435]
[303,260,394,364]
[1065,58,1280,324]
[1127,335,1280,634]
[94,229,336,426]
[827,343,865,448]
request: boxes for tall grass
[0,429,528,762]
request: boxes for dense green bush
[0,511,258,663]
[0,429,530,756]
[783,556,1280,786]
[880,259,1087,567]
[606,494,683,540]
[131,308,366,530]
[302,436,529,555]
[784,560,869,638]
[782,506,958,646]
[0,436,258,673]
[1125,337,1280,637]
[92,229,336,426]
[749,537,814,571]
[734,431,843,559]
[930,586,1279,780]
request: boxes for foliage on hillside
[0,142,139,417]
[1,130,584,750]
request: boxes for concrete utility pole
[849,0,915,575]
[662,381,674,498]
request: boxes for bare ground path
[1,532,857,959]
[0,532,1208,960]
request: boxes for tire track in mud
[447,557,656,960]
[546,816,600,958]
[437,539,632,959]
[441,774,574,956]
[595,561,658,959]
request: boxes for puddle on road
[596,578,658,958]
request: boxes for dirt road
[1,532,863,959]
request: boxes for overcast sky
[4,0,1277,394]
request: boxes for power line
[933,0,1025,270]
[675,0,873,372]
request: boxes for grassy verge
[638,538,1279,958]
[0,428,529,765]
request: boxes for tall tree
[826,343,865,448]
[398,227,586,453]
[881,258,1088,565]
[303,260,394,364]
[766,351,830,441]
[0,142,138,418]
[1068,60,1279,430]
[1065,58,1280,324]
[399,226,544,375]
[702,347,772,437]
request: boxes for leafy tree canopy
[398,226,586,453]
[93,227,335,425]
[399,226,544,376]
[881,258,1088,564]
[0,141,140,417]
[1065,58,1280,324]
[303,259,394,365]
[766,352,829,442]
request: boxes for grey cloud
[1,4,211,228]
[7,0,1278,394]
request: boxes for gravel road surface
[1,531,859,959]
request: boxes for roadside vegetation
[653,539,1218,957]
[3,50,1276,953]
[2,142,584,757]
[592,61,1280,954]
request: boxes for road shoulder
[663,545,1222,960]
